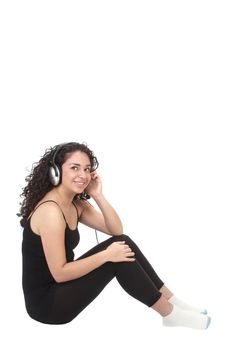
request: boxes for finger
[117,241,126,244]
[92,172,101,181]
[91,172,98,179]
[124,258,136,262]
[126,252,135,257]
[124,248,131,253]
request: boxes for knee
[122,234,130,241]
[114,234,131,242]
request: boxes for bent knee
[113,233,131,242]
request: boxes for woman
[19,142,210,328]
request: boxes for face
[61,151,92,194]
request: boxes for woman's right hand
[105,241,135,263]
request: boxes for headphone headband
[50,143,67,168]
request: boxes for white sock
[163,305,211,329]
[169,295,207,314]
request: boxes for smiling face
[61,151,92,194]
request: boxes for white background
[0,1,231,349]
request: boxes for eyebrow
[69,163,91,167]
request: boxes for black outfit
[22,200,164,324]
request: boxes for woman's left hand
[85,171,102,198]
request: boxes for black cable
[95,229,100,244]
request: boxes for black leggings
[39,234,164,324]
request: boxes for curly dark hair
[18,142,99,226]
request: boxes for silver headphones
[48,143,66,186]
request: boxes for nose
[77,169,87,179]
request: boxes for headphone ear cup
[49,164,61,186]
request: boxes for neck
[50,187,75,207]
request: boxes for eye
[71,166,79,171]
[85,168,91,172]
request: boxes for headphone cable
[95,229,99,244]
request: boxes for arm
[58,250,108,282]
[81,194,123,235]
[37,203,132,283]
[37,203,109,283]
[77,171,123,235]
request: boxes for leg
[48,235,162,324]
[116,234,165,290]
[48,235,210,329]
[120,235,208,315]
[115,235,210,329]
[115,236,174,301]
[160,285,173,299]
[151,295,173,316]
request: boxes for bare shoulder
[30,201,66,235]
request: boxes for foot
[163,305,211,329]
[169,295,207,314]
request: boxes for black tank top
[22,200,80,296]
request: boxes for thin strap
[28,200,67,224]
[72,201,80,221]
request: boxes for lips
[74,181,86,186]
